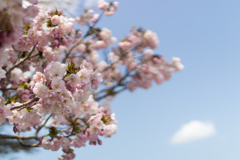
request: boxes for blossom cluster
[0,0,39,50]
[0,0,183,159]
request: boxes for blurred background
[2,0,240,159]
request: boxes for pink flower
[46,92,58,105]
[76,44,86,53]
[33,83,49,98]
[26,6,39,18]
[59,137,70,149]
[172,57,184,71]
[143,30,159,49]
[64,74,80,87]
[89,126,100,135]
[0,67,6,79]
[28,112,41,125]
[0,107,6,125]
[98,0,110,10]
[51,77,66,92]
[42,138,51,150]
[76,68,91,85]
[104,124,117,137]
[51,15,60,25]
[0,96,5,108]
[10,68,22,83]
[8,110,21,124]
[80,60,93,70]
[32,72,46,83]
[50,101,64,115]
[51,138,60,151]
[127,81,136,92]
[71,138,82,148]
[47,62,67,80]
[90,14,99,23]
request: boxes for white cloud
[37,0,99,15]
[170,120,216,144]
[84,0,99,8]
[37,0,81,14]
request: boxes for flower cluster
[0,0,39,50]
[0,0,183,159]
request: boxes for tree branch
[10,97,39,111]
[0,134,38,140]
[0,88,17,91]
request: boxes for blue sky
[12,0,240,159]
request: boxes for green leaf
[49,127,58,139]
[26,107,33,113]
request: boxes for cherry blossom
[0,0,183,159]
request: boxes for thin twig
[6,46,36,76]
[63,10,106,63]
[91,10,105,28]
[29,53,40,59]
[35,114,53,136]
[95,87,127,101]
[94,70,131,96]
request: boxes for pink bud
[58,34,63,38]
[53,138,59,144]
[88,10,94,14]
[89,141,94,145]
[100,131,105,136]
[62,38,68,45]
[53,40,59,46]
[97,139,102,145]
[39,137,43,145]
[65,130,71,135]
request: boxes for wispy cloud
[37,0,81,16]
[170,120,216,144]
[84,0,99,8]
[36,0,99,16]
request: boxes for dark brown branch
[12,45,19,53]
[0,134,38,140]
[10,97,39,111]
[0,88,17,91]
